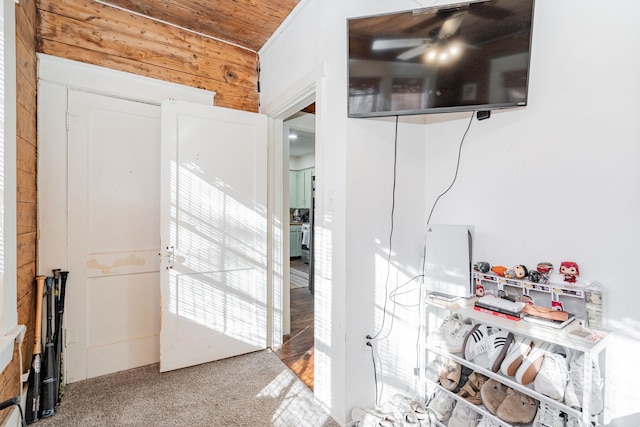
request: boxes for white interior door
[66,90,161,381]
[160,100,268,372]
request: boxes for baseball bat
[51,268,61,404]
[56,271,69,403]
[40,276,57,418]
[25,276,45,424]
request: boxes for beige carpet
[38,350,338,427]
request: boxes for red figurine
[559,261,579,283]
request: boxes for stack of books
[474,295,525,321]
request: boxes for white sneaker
[444,322,474,354]
[351,407,396,427]
[533,402,565,427]
[515,341,551,385]
[427,313,464,347]
[476,416,501,427]
[448,402,479,427]
[533,345,570,400]
[427,390,455,421]
[566,414,587,427]
[500,336,533,377]
[463,324,514,372]
[564,353,604,415]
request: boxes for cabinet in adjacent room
[289,167,314,208]
[289,170,298,208]
[290,225,302,257]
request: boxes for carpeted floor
[37,350,338,427]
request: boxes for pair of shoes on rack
[564,352,604,415]
[427,390,455,422]
[448,401,479,427]
[504,338,572,396]
[533,345,571,401]
[500,335,533,377]
[533,402,565,427]
[386,394,430,426]
[534,403,590,427]
[505,341,552,385]
[476,416,501,427]
[462,324,514,372]
[351,407,396,427]
[428,313,476,354]
[480,378,538,424]
[457,371,489,405]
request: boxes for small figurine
[474,261,491,273]
[513,264,528,279]
[504,269,515,279]
[537,262,553,284]
[491,265,507,277]
[551,300,565,311]
[559,261,579,283]
[527,270,541,283]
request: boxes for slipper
[439,358,461,391]
[480,378,508,415]
[496,388,538,424]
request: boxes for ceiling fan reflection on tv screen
[347,0,536,118]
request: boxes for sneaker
[534,345,571,401]
[495,387,538,425]
[448,402,479,427]
[533,402,565,427]
[477,417,501,427]
[388,394,429,425]
[457,372,489,405]
[564,352,604,415]
[428,313,465,347]
[463,324,514,372]
[439,358,462,391]
[500,336,533,377]
[515,341,551,385]
[424,357,442,397]
[444,322,475,354]
[566,414,587,427]
[351,407,396,427]
[480,379,508,415]
[428,390,455,421]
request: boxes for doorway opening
[275,102,316,390]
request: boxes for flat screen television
[348,0,536,118]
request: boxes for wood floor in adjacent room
[276,259,314,390]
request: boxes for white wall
[290,154,315,171]
[262,0,640,424]
[260,0,428,423]
[424,2,640,425]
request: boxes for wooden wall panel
[37,0,260,111]
[1,0,38,415]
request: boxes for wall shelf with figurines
[472,261,604,330]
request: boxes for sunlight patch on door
[172,269,266,346]
[166,157,267,347]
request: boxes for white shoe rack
[420,291,611,426]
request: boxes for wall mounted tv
[348,0,535,118]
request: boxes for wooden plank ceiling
[98,0,300,52]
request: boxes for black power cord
[0,396,27,427]
[367,115,400,342]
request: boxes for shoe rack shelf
[421,296,611,426]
